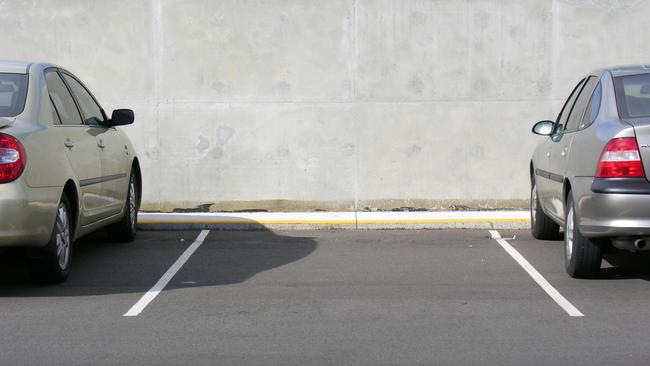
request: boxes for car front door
[536,79,584,220]
[61,72,128,218]
[547,76,599,221]
[45,69,104,226]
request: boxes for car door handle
[561,147,568,156]
[97,139,105,149]
[64,140,74,148]
[546,152,551,157]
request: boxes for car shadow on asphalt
[529,235,650,281]
[0,225,317,296]
[600,251,650,280]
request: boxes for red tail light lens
[0,133,26,183]
[595,137,645,178]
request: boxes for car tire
[565,193,602,278]
[30,195,73,284]
[530,179,560,240]
[107,171,138,242]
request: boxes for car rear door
[45,69,104,226]
[61,72,128,218]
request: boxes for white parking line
[124,230,210,317]
[489,230,584,317]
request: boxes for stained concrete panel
[551,0,650,100]
[138,103,357,211]
[160,0,354,100]
[0,0,154,104]
[355,0,552,101]
[354,100,553,203]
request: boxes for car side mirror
[107,109,134,126]
[532,120,555,136]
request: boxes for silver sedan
[0,61,141,283]
[531,65,650,278]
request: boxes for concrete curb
[137,211,531,230]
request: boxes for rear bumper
[575,177,650,237]
[0,178,60,247]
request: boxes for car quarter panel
[565,120,630,179]
[21,126,77,189]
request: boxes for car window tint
[0,73,28,117]
[556,79,585,131]
[62,74,104,125]
[49,96,62,124]
[565,76,598,131]
[45,71,82,125]
[580,82,601,129]
[613,73,650,118]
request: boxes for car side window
[555,79,585,131]
[579,82,602,129]
[61,73,104,125]
[45,71,83,126]
[49,97,62,124]
[565,76,598,131]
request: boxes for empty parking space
[503,230,650,319]
[2,229,650,364]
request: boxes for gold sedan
[0,61,141,283]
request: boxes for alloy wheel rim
[129,178,137,231]
[566,205,574,262]
[55,204,71,269]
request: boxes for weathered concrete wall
[2,0,649,211]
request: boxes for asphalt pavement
[1,229,650,365]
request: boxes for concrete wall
[2,0,650,212]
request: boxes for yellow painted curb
[138,218,530,225]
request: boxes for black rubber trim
[591,177,650,194]
[79,173,126,187]
[535,169,563,183]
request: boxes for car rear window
[0,73,28,117]
[612,73,650,118]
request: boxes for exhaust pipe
[635,239,647,250]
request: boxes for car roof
[0,60,59,74]
[600,65,650,77]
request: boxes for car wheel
[530,179,560,240]
[565,193,602,278]
[30,195,73,283]
[107,171,138,242]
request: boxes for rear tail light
[0,133,26,183]
[595,137,645,178]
